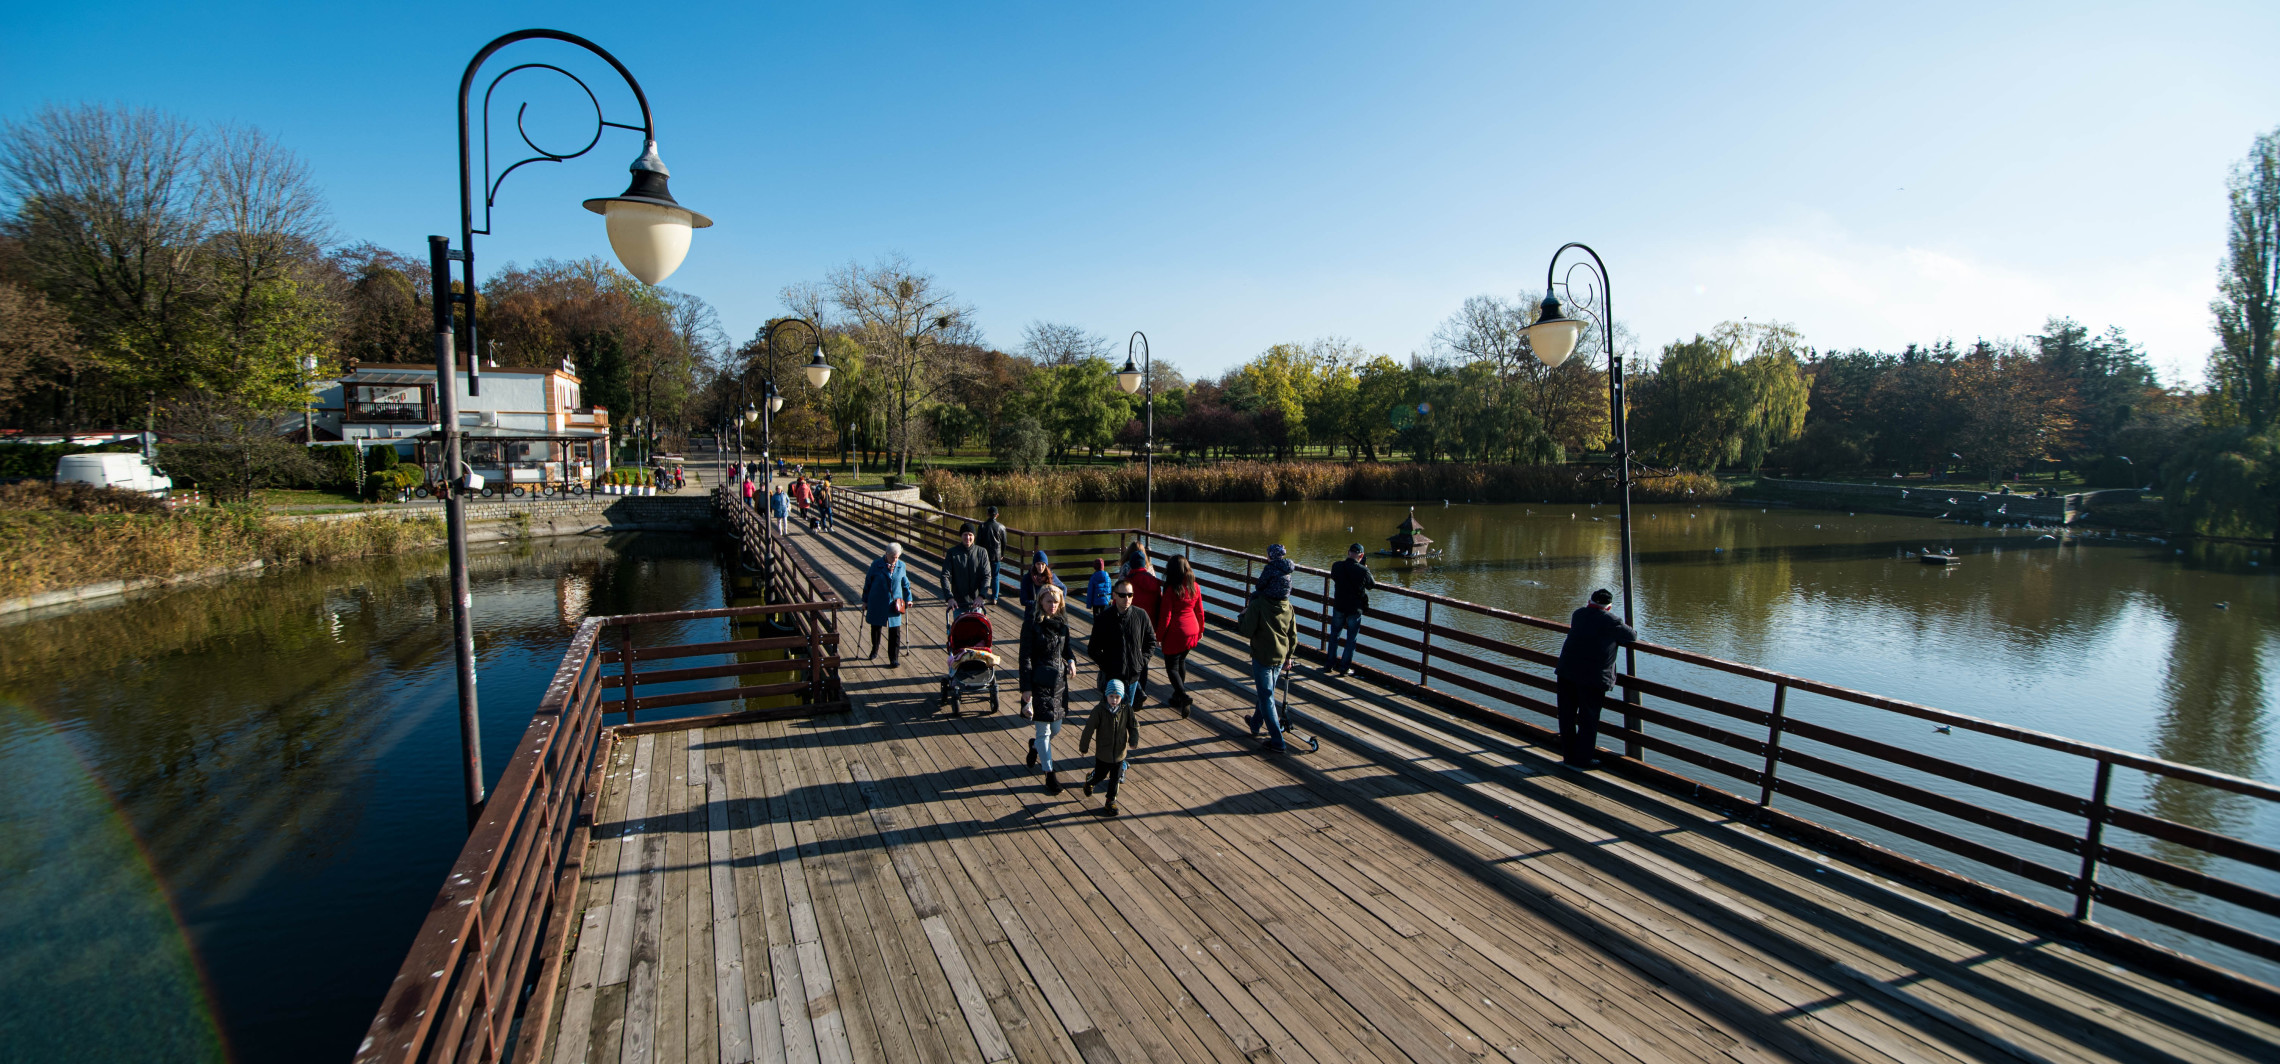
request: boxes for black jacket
[1556,606,1637,689]
[1087,602,1157,684]
[1330,557,1377,613]
[976,519,1008,557]
[1017,611,1072,717]
[942,544,992,603]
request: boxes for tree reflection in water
[0,531,726,1064]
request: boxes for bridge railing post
[619,623,637,725]
[1758,682,1788,806]
[1419,600,1434,687]
[2074,759,2115,921]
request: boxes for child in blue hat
[1079,677,1138,816]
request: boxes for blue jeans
[1033,717,1063,772]
[1329,610,1362,669]
[1249,662,1284,741]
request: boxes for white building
[305,362,612,489]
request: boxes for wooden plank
[710,762,758,1064]
[552,736,636,1064]
[750,728,825,1064]
[688,727,706,782]
[600,734,657,988]
[616,744,669,1064]
[768,737,861,1064]
[923,915,1014,1063]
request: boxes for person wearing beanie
[978,505,1009,603]
[1080,677,1139,816]
[1327,543,1378,676]
[1234,564,1298,752]
[942,521,992,609]
[1018,583,1077,794]
[1085,557,1114,612]
[1256,543,1295,602]
[1123,542,1162,616]
[1016,549,1067,619]
[1554,588,1637,770]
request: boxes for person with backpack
[1235,544,1298,752]
[1084,557,1114,612]
[1153,555,1206,717]
[1018,583,1078,794]
[1327,542,1378,676]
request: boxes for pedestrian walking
[1235,545,1298,752]
[1079,678,1138,816]
[816,474,835,531]
[1018,583,1078,795]
[1016,549,1067,620]
[768,483,791,537]
[1554,588,1636,769]
[790,474,813,527]
[1153,555,1206,717]
[1327,542,1378,675]
[741,473,757,508]
[1123,543,1162,616]
[1084,557,1114,612]
[977,506,1009,603]
[1090,576,1156,710]
[861,541,912,668]
[942,522,993,610]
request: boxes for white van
[55,453,173,497]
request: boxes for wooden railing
[356,498,846,1064]
[825,485,2280,1009]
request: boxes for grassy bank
[0,496,445,601]
[921,460,1727,511]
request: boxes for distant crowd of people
[841,508,1637,817]
[732,461,836,537]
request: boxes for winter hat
[1258,557,1294,601]
[1032,549,1051,566]
[1267,543,1287,560]
[1104,678,1126,703]
[959,521,977,535]
[1094,558,1108,571]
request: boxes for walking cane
[1277,657,1319,753]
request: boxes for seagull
[1948,497,1958,505]
[2216,602,2231,609]
[1933,725,1952,735]
[1900,489,1910,498]
[1938,512,1950,518]
[1996,504,2007,515]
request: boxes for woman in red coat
[1123,543,1163,616]
[1152,554,1206,717]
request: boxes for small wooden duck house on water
[1378,507,1441,561]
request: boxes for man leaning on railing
[1554,588,1637,771]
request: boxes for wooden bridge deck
[537,517,2279,1064]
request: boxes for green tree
[2210,127,2280,431]
[2164,427,2280,538]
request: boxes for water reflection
[0,532,727,1064]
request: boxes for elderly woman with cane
[861,541,911,668]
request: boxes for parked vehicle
[54,453,172,497]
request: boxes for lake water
[1003,499,2280,979]
[0,534,732,1064]
[4,501,2275,1062]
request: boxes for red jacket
[790,480,813,504]
[1125,566,1162,617]
[1153,582,1206,655]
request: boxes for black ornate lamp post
[755,318,827,491]
[430,29,711,822]
[1520,243,1643,753]
[1113,331,1153,531]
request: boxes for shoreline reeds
[0,507,445,601]
[921,461,1726,512]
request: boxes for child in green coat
[1079,677,1138,816]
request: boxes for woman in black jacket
[1018,583,1078,794]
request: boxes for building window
[347,384,432,422]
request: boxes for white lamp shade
[804,357,834,389]
[1523,318,1585,368]
[1115,365,1143,394]
[766,394,785,414]
[603,200,695,284]
[744,406,759,423]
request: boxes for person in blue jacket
[861,541,912,668]
[768,484,791,537]
[1084,557,1114,612]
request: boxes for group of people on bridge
[837,504,1640,819]
[733,463,837,538]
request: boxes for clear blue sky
[5,1,2274,384]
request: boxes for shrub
[364,466,423,500]
[161,440,328,503]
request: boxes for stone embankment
[293,494,720,541]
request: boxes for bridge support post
[1758,682,1789,806]
[2074,759,2114,921]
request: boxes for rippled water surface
[0,534,728,1064]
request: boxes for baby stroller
[939,602,1002,716]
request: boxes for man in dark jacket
[1327,543,1376,676]
[977,506,1010,603]
[1554,588,1637,769]
[1088,577,1157,710]
[942,522,993,609]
